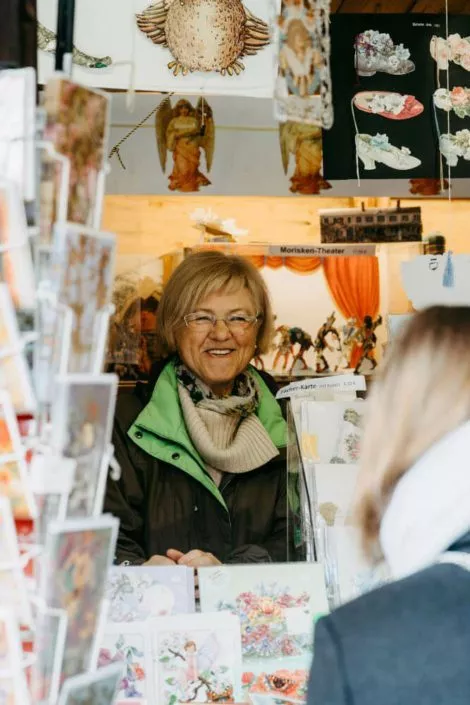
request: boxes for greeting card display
[43,77,110,227]
[153,613,243,705]
[39,515,118,681]
[50,374,118,516]
[0,284,36,413]
[57,663,123,705]
[106,566,196,622]
[199,564,328,704]
[299,400,364,465]
[0,497,32,625]
[0,68,36,202]
[98,622,154,703]
[53,225,116,374]
[0,607,31,705]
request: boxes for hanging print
[279,122,331,194]
[274,0,333,127]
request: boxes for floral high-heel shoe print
[353,91,423,120]
[434,87,470,119]
[355,134,421,171]
[354,30,415,77]
[439,130,470,167]
[430,34,470,72]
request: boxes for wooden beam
[410,0,470,11]
[336,0,415,12]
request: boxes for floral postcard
[39,515,118,682]
[98,622,153,704]
[308,463,360,528]
[153,612,242,705]
[0,284,36,413]
[31,607,68,704]
[0,607,31,705]
[0,68,36,202]
[53,224,116,374]
[57,663,124,705]
[0,496,32,626]
[0,181,36,311]
[43,76,110,227]
[0,390,37,519]
[51,374,118,516]
[106,566,196,622]
[199,564,328,704]
[299,400,364,465]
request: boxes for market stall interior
[0,0,469,703]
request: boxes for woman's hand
[143,554,177,566]
[166,548,221,567]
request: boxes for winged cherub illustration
[279,121,331,195]
[136,0,270,76]
[155,97,215,193]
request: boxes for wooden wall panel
[336,0,414,12]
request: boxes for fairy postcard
[0,607,31,705]
[199,564,329,705]
[0,496,32,626]
[39,515,118,682]
[106,566,196,622]
[0,284,36,414]
[299,400,365,465]
[43,77,110,227]
[51,374,118,516]
[53,224,116,374]
[152,612,242,705]
[98,622,153,704]
[57,663,124,705]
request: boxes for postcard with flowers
[52,224,116,374]
[199,564,328,704]
[308,463,360,528]
[51,374,118,516]
[0,607,31,705]
[43,76,110,227]
[299,400,364,465]
[39,515,118,682]
[153,612,242,705]
[98,622,153,705]
[0,496,32,626]
[0,284,36,414]
[57,662,124,705]
[106,566,196,622]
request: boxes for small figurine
[340,317,359,369]
[289,327,314,373]
[354,315,383,374]
[273,325,294,371]
[313,313,341,373]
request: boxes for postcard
[39,515,118,681]
[38,143,70,249]
[50,374,118,516]
[308,463,361,528]
[31,607,68,704]
[0,607,31,705]
[57,663,124,705]
[106,566,196,622]
[0,496,33,625]
[0,284,36,413]
[98,622,153,704]
[52,224,116,374]
[199,563,328,704]
[0,181,36,311]
[300,400,364,464]
[43,76,110,227]
[0,68,36,202]
[152,612,242,705]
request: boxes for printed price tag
[276,374,366,400]
[268,244,376,257]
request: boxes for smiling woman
[105,251,289,569]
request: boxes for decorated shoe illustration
[430,34,470,72]
[439,129,470,167]
[434,87,470,118]
[355,133,421,171]
[354,30,415,77]
[353,91,423,120]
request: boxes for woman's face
[176,287,259,396]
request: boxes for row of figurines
[253,313,383,375]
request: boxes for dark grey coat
[308,534,470,705]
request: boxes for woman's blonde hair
[156,250,275,358]
[358,306,470,560]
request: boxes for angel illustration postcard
[0,608,31,705]
[39,515,118,681]
[0,284,36,413]
[98,622,153,704]
[0,496,33,625]
[199,564,328,704]
[57,662,123,705]
[53,224,116,374]
[152,612,242,705]
[299,400,364,465]
[43,77,109,227]
[106,566,195,622]
[51,374,118,516]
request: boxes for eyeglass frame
[183,311,262,332]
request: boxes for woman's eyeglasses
[184,312,260,333]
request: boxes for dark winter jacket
[308,533,470,705]
[105,359,289,565]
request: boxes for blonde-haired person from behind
[308,306,470,705]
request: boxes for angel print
[156,97,215,193]
[279,122,331,195]
[278,16,321,98]
[136,0,270,77]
